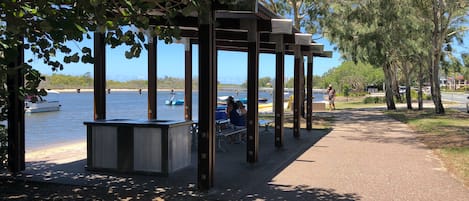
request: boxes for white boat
[24,90,61,113]
[218,96,230,101]
[25,100,61,113]
[165,99,184,105]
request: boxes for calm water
[22,90,323,151]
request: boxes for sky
[26,30,468,84]
[26,36,343,84]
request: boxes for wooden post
[306,52,313,130]
[293,45,302,138]
[246,20,259,163]
[301,53,305,119]
[148,37,157,119]
[7,40,25,172]
[184,39,193,121]
[197,3,216,190]
[274,35,284,148]
[93,32,106,120]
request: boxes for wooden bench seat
[216,124,246,152]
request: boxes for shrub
[363,96,386,104]
[409,89,432,100]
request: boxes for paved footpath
[262,109,469,201]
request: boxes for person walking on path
[326,84,336,111]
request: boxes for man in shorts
[326,84,336,111]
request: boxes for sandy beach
[25,141,87,164]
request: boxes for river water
[19,90,323,151]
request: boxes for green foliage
[39,74,197,90]
[317,0,468,113]
[0,125,6,169]
[240,76,273,88]
[320,61,384,93]
[44,74,93,89]
[343,85,350,97]
[157,76,186,89]
[409,89,432,101]
[363,96,386,104]
[0,0,252,169]
[259,77,272,87]
[285,77,294,88]
[260,0,329,34]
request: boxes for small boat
[165,90,184,105]
[24,90,61,113]
[165,99,184,105]
[238,97,268,104]
[218,96,230,101]
[258,98,268,103]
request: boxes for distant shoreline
[50,88,327,93]
[52,88,183,93]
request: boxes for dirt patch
[417,133,469,149]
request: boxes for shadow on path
[1,127,362,200]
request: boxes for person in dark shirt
[230,101,246,126]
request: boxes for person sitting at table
[230,100,247,127]
[226,96,235,118]
[227,101,247,142]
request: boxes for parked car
[399,86,406,94]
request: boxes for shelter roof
[149,1,332,58]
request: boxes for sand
[25,141,87,164]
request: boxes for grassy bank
[385,109,469,186]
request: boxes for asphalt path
[441,92,469,112]
[442,92,469,103]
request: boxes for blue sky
[27,36,343,84]
[27,31,468,84]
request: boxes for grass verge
[386,108,469,186]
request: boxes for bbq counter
[84,119,193,175]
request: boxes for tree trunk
[404,62,413,110]
[417,57,424,110]
[391,64,402,103]
[383,64,396,110]
[431,52,445,114]
[430,0,445,114]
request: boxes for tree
[321,61,384,94]
[316,1,390,109]
[413,0,468,114]
[320,0,467,113]
[0,0,228,169]
[241,76,273,88]
[260,0,329,36]
[1,0,198,111]
[259,76,273,87]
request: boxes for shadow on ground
[1,127,361,200]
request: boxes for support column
[184,39,193,121]
[7,40,25,172]
[300,55,305,119]
[94,32,106,120]
[198,3,216,190]
[246,21,259,163]
[293,46,302,138]
[274,35,284,148]
[148,37,157,119]
[306,52,313,130]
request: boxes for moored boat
[25,100,61,113]
[24,90,61,113]
[165,99,184,105]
